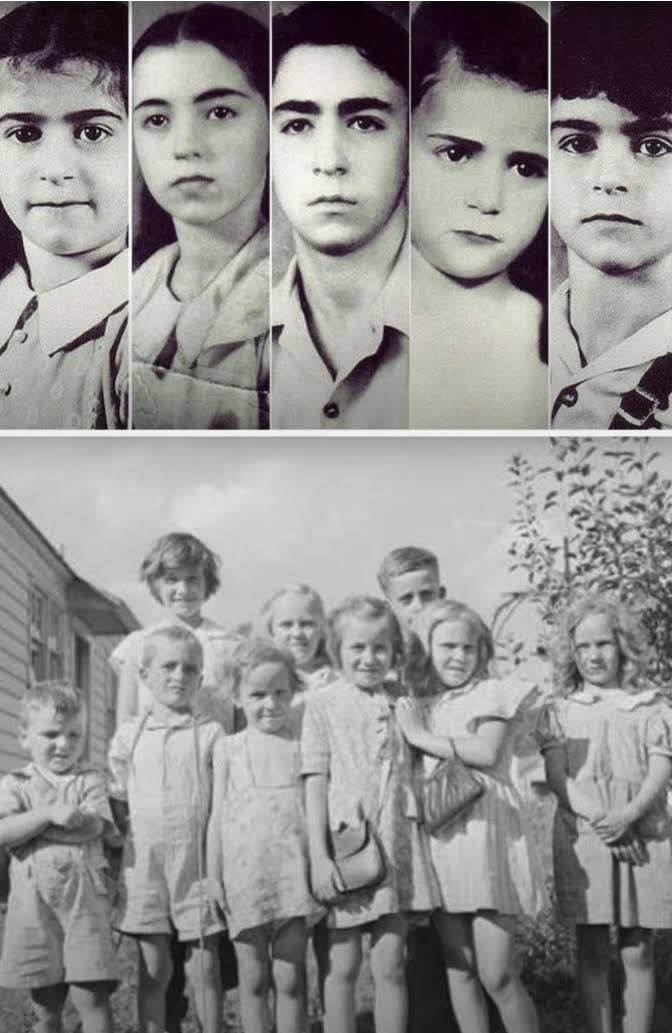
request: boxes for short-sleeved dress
[537,687,672,927]
[301,678,439,929]
[0,763,119,988]
[218,729,318,938]
[419,678,546,917]
[111,617,243,733]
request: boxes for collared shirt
[0,250,128,429]
[551,279,672,429]
[132,225,269,430]
[271,237,409,429]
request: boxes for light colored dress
[0,763,119,987]
[536,686,672,927]
[108,711,225,941]
[418,678,546,917]
[110,616,243,733]
[218,730,318,939]
[301,678,439,928]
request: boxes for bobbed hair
[140,532,221,602]
[326,595,405,674]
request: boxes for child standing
[255,583,335,696]
[537,597,672,1033]
[0,2,129,430]
[396,600,544,1033]
[302,596,438,1033]
[0,682,119,1033]
[109,625,224,1033]
[377,546,446,633]
[208,640,317,1033]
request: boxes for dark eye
[207,106,235,121]
[636,137,672,158]
[8,125,41,144]
[559,134,596,155]
[437,142,474,163]
[349,115,385,132]
[144,113,168,129]
[281,118,311,135]
[75,124,111,143]
[513,159,546,179]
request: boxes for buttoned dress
[108,712,226,940]
[132,226,269,430]
[301,679,439,928]
[418,679,546,917]
[550,280,672,429]
[537,687,672,928]
[271,238,409,429]
[0,250,128,429]
[0,764,119,988]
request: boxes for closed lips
[581,213,642,224]
[309,195,356,205]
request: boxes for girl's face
[573,612,622,689]
[431,619,479,690]
[411,67,547,281]
[133,41,268,229]
[240,661,293,734]
[153,563,206,621]
[339,615,394,691]
[270,594,323,669]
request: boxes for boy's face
[153,563,207,621]
[133,42,268,229]
[339,615,394,690]
[272,45,408,255]
[384,568,444,630]
[0,62,128,257]
[412,71,548,280]
[20,705,84,775]
[551,94,672,275]
[141,637,203,713]
[239,661,293,734]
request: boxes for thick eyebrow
[510,149,548,166]
[551,118,600,133]
[0,108,123,124]
[273,96,393,117]
[622,117,672,137]
[427,133,481,148]
[134,87,248,112]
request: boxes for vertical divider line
[407,0,412,431]
[546,0,552,429]
[268,0,274,431]
[127,0,134,431]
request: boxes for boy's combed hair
[326,595,405,672]
[140,532,221,601]
[254,583,330,665]
[272,2,408,93]
[232,637,301,697]
[553,595,649,696]
[20,680,84,728]
[377,546,440,595]
[408,600,494,697]
[141,624,204,669]
[552,2,672,118]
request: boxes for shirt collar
[143,708,208,731]
[569,686,660,710]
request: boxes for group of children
[1,533,672,1033]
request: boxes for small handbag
[416,752,484,835]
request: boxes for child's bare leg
[31,984,68,1033]
[137,933,172,1033]
[473,912,539,1033]
[324,928,362,1033]
[312,918,329,1012]
[70,981,114,1033]
[576,924,612,1033]
[369,913,408,1033]
[434,912,489,1033]
[184,935,222,1033]
[235,926,272,1033]
[620,927,655,1033]
[272,918,308,1033]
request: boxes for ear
[438,585,447,599]
[18,726,29,751]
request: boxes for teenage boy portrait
[551,2,672,430]
[270,1,409,430]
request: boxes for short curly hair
[407,600,494,697]
[326,596,405,675]
[552,595,649,695]
[140,532,221,601]
[20,681,84,729]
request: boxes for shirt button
[0,382,10,397]
[560,386,578,407]
[323,402,340,420]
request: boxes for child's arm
[396,699,508,769]
[115,663,140,727]
[543,745,604,822]
[304,773,338,902]
[0,798,84,850]
[206,735,227,915]
[593,753,672,844]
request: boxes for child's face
[339,615,394,691]
[384,568,444,630]
[133,41,268,229]
[141,637,203,713]
[270,594,323,669]
[20,705,84,775]
[573,612,621,689]
[0,62,128,257]
[430,619,479,690]
[551,94,672,275]
[239,661,293,734]
[272,45,408,255]
[153,563,207,621]
[412,69,547,280]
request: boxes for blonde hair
[326,596,405,673]
[408,600,494,697]
[20,680,84,729]
[254,583,330,668]
[140,624,204,669]
[553,594,649,695]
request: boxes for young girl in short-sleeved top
[397,600,544,1033]
[302,596,438,1033]
[537,596,672,1033]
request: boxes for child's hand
[592,807,634,844]
[310,856,340,903]
[48,801,85,830]
[207,877,227,918]
[396,699,427,747]
[611,836,649,867]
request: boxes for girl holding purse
[397,600,545,1033]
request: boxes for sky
[2,435,669,634]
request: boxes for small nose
[173,115,203,159]
[467,160,504,215]
[592,143,628,194]
[313,122,347,176]
[39,134,76,185]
